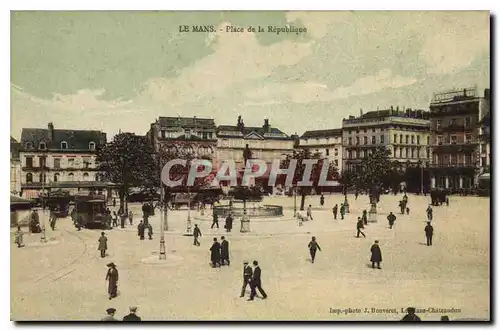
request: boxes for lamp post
[293,184,297,217]
[159,183,166,260]
[40,152,47,243]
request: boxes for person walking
[98,232,108,258]
[105,262,119,300]
[123,306,141,321]
[49,208,57,231]
[340,204,345,220]
[320,194,324,206]
[248,260,267,301]
[147,223,153,240]
[220,236,230,266]
[356,217,366,238]
[112,211,118,227]
[387,212,396,229]
[225,213,233,233]
[211,213,219,229]
[370,240,382,269]
[355,191,359,200]
[307,205,313,220]
[445,196,449,206]
[120,211,127,229]
[307,236,322,263]
[425,222,434,246]
[210,238,221,268]
[332,204,338,220]
[240,261,253,297]
[406,206,410,215]
[137,220,145,240]
[193,224,202,246]
[128,210,133,226]
[101,308,119,321]
[362,210,368,225]
[14,226,24,248]
[426,206,433,221]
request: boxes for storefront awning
[22,190,39,200]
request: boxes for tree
[338,170,358,194]
[280,149,338,211]
[97,133,157,211]
[356,147,394,203]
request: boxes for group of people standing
[209,236,230,267]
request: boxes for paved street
[10,193,490,321]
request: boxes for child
[406,207,410,215]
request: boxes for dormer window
[39,142,46,150]
[61,141,68,149]
[25,142,33,150]
[89,141,96,150]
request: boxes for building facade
[19,123,107,198]
[478,108,491,171]
[298,129,343,173]
[428,87,490,189]
[148,116,217,161]
[10,137,22,195]
[342,107,431,173]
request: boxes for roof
[21,127,106,151]
[217,125,291,139]
[301,129,342,138]
[11,195,32,204]
[158,117,216,128]
[11,136,18,143]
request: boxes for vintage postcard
[10,11,490,321]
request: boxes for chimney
[263,118,270,132]
[48,122,54,141]
[360,109,363,117]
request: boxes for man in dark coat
[240,261,253,297]
[320,194,324,206]
[123,306,141,321]
[362,210,368,225]
[137,221,145,240]
[105,262,119,299]
[120,212,127,229]
[339,204,345,220]
[49,208,57,231]
[193,224,202,246]
[112,211,118,227]
[225,213,233,232]
[332,204,338,220]
[102,308,119,321]
[307,236,321,263]
[426,206,433,221]
[211,213,219,229]
[401,307,422,321]
[147,223,153,240]
[356,217,366,238]
[387,212,396,229]
[248,260,267,300]
[98,232,108,258]
[210,237,221,268]
[220,236,230,266]
[425,222,434,246]
[370,240,382,269]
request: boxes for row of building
[10,86,491,199]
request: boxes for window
[356,129,359,134]
[68,173,74,181]
[53,173,59,182]
[25,156,33,168]
[451,135,457,144]
[394,147,398,157]
[364,136,368,145]
[356,137,360,145]
[68,158,75,167]
[161,130,166,138]
[371,136,376,144]
[334,148,338,157]
[185,129,191,139]
[334,160,338,167]
[436,120,442,129]
[25,142,33,150]
[53,158,61,169]
[39,156,46,168]
[380,135,384,143]
[400,134,403,144]
[465,117,471,128]
[26,173,33,183]
[405,148,409,158]
[348,137,352,145]
[39,173,46,183]
[411,135,415,144]
[399,149,402,158]
[372,128,375,133]
[83,157,91,168]
[427,136,430,145]
[89,142,96,150]
[325,149,329,156]
[437,136,443,145]
[83,173,89,181]
[417,136,420,145]
[482,157,487,167]
[393,134,397,143]
[466,134,472,143]
[411,148,414,158]
[39,142,46,150]
[348,150,353,159]
[61,141,68,149]
[450,118,456,126]
[348,130,352,134]
[405,135,409,144]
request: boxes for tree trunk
[119,187,125,213]
[300,193,306,211]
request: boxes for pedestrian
[401,307,421,322]
[362,210,368,225]
[406,206,410,215]
[356,217,366,238]
[193,224,202,246]
[340,203,345,220]
[137,220,145,240]
[101,308,119,321]
[14,226,24,248]
[128,210,133,226]
[355,191,359,200]
[445,196,449,206]
[240,260,253,297]
[98,232,108,258]
[220,236,230,266]
[49,208,57,231]
[399,200,405,214]
[308,236,322,263]
[112,211,118,227]
[248,260,267,301]
[426,206,433,221]
[320,194,324,206]
[106,209,112,229]
[147,223,153,240]
[425,221,434,246]
[123,306,141,321]
[210,237,221,268]
[387,212,396,229]
[370,240,382,269]
[105,262,119,300]
[211,213,219,229]
[120,212,127,229]
[225,213,233,232]
[307,205,313,220]
[332,204,338,220]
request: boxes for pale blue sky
[11,11,490,139]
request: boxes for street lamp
[293,184,297,217]
[186,185,192,234]
[40,151,47,243]
[159,184,166,260]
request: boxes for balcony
[435,124,473,133]
[429,162,477,169]
[22,165,50,171]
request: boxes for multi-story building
[10,137,21,195]
[298,129,343,173]
[342,107,431,173]
[428,87,490,189]
[478,107,491,171]
[216,116,295,189]
[19,122,107,198]
[148,116,217,161]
